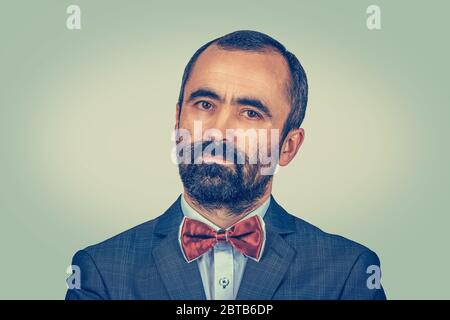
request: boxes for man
[66,30,386,300]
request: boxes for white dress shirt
[179,194,270,300]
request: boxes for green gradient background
[1,0,449,299]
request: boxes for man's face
[177,45,293,213]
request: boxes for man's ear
[175,103,181,129]
[278,128,305,167]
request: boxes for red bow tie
[180,215,265,263]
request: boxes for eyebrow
[186,87,273,118]
[186,88,222,103]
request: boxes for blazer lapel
[152,196,207,300]
[236,196,297,300]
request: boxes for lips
[201,155,234,165]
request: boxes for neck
[183,181,273,229]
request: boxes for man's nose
[204,107,236,140]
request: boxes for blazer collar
[236,195,297,299]
[153,195,184,236]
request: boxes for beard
[178,140,273,215]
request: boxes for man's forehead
[186,45,290,102]
[187,71,276,95]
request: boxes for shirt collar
[180,193,271,231]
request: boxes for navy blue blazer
[65,195,386,300]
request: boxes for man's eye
[197,101,213,110]
[243,109,261,120]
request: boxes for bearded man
[65,30,386,300]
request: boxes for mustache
[184,140,249,165]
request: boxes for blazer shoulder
[287,214,385,299]
[73,196,182,268]
[82,216,161,259]
[287,211,378,259]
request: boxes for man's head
[175,30,308,214]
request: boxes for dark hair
[177,30,308,142]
